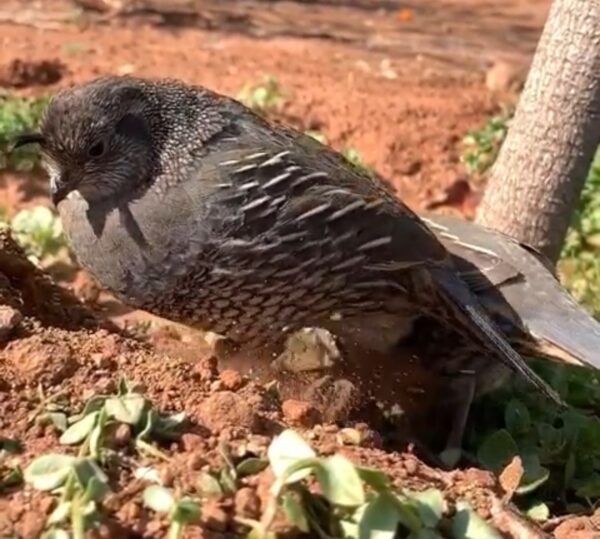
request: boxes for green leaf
[24,454,77,491]
[246,525,278,539]
[476,430,518,472]
[84,476,110,502]
[281,492,310,532]
[73,458,108,491]
[356,466,391,491]
[451,501,502,539]
[172,498,201,523]
[358,493,403,539]
[152,411,186,439]
[537,423,566,458]
[0,437,22,453]
[0,464,23,491]
[408,489,444,528]
[41,529,70,539]
[59,411,99,445]
[137,408,155,441]
[44,412,68,432]
[143,485,175,513]
[69,396,107,423]
[517,453,549,495]
[105,394,148,425]
[198,472,224,497]
[88,424,104,459]
[575,472,600,498]
[315,455,365,507]
[219,466,238,494]
[410,531,444,539]
[267,429,316,483]
[526,502,549,522]
[564,450,576,489]
[504,399,530,436]
[47,501,71,525]
[236,457,269,477]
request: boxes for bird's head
[13,76,159,207]
[12,75,223,208]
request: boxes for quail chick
[14,75,561,406]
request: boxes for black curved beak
[10,132,45,151]
[51,181,70,206]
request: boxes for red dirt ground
[1,0,598,537]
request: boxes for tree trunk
[475,0,600,264]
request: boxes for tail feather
[430,266,564,406]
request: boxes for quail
[13,75,563,406]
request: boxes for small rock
[234,487,261,518]
[181,432,205,452]
[404,457,418,475]
[203,500,229,532]
[159,466,175,487]
[197,391,258,432]
[19,511,45,539]
[112,423,132,447]
[72,271,101,304]
[195,355,219,381]
[116,501,141,522]
[91,352,113,369]
[39,496,56,515]
[187,451,207,471]
[282,399,322,428]
[219,369,244,391]
[401,160,422,176]
[210,380,224,392]
[0,305,22,342]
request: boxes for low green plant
[0,438,23,493]
[23,381,186,538]
[197,440,268,498]
[461,110,600,316]
[559,150,600,317]
[48,378,185,461]
[305,130,372,174]
[247,429,500,539]
[467,358,600,515]
[460,108,512,176]
[341,146,369,170]
[143,485,202,539]
[237,75,285,114]
[0,92,48,171]
[25,455,109,539]
[4,206,67,265]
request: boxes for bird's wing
[423,213,600,371]
[190,120,561,403]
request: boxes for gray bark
[475,0,600,264]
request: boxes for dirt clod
[282,399,322,427]
[0,304,22,343]
[4,336,77,385]
[198,391,259,432]
[203,500,230,532]
[234,487,261,519]
[219,368,245,391]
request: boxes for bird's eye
[88,140,106,158]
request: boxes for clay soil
[0,1,598,537]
